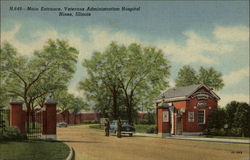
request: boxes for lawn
[0,140,69,160]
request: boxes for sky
[1,0,249,106]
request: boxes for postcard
[0,1,249,160]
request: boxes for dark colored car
[110,120,135,136]
[57,122,68,127]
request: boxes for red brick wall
[173,101,187,109]
[184,90,218,132]
[10,103,26,134]
[57,111,102,124]
[157,108,171,133]
[169,87,218,133]
[43,104,56,135]
[57,111,146,125]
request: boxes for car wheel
[129,133,133,137]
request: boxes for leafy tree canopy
[175,65,224,90]
[79,42,171,124]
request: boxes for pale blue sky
[1,1,249,106]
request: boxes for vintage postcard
[0,0,249,160]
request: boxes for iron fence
[26,110,42,139]
[0,109,10,134]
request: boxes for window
[188,112,194,122]
[163,111,169,122]
[198,110,205,124]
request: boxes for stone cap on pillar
[10,101,23,105]
[45,98,57,105]
[44,93,57,105]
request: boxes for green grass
[206,136,250,140]
[0,140,69,160]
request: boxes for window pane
[198,110,205,124]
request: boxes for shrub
[0,127,27,140]
[146,126,156,133]
[135,124,156,133]
[137,119,148,124]
[84,120,99,124]
[228,128,243,137]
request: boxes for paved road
[57,125,249,160]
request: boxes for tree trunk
[26,104,30,133]
[63,112,66,122]
[112,91,118,119]
[32,110,35,129]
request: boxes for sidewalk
[134,133,250,144]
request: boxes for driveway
[57,125,249,160]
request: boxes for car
[110,120,135,136]
[57,122,68,127]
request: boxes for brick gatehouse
[156,84,220,136]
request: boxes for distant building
[156,84,220,136]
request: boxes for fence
[0,109,10,134]
[26,110,43,139]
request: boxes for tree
[1,40,78,129]
[207,108,226,129]
[175,65,198,87]
[80,50,123,120]
[80,42,171,124]
[232,102,250,137]
[117,43,171,124]
[225,101,240,129]
[54,90,75,122]
[175,65,224,90]
[69,97,87,124]
[206,101,250,137]
[198,67,224,90]
[0,42,17,107]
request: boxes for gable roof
[157,84,220,102]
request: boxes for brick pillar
[157,107,171,137]
[10,101,26,134]
[42,98,57,140]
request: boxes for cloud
[218,93,249,107]
[159,30,234,64]
[1,23,248,98]
[214,26,249,42]
[223,66,249,86]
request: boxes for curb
[135,133,250,144]
[166,137,250,144]
[65,143,75,160]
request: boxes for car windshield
[121,121,128,125]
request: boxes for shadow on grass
[60,140,102,143]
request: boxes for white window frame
[188,112,194,122]
[197,110,206,124]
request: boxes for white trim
[171,112,175,134]
[187,84,220,100]
[41,134,57,140]
[164,97,188,102]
